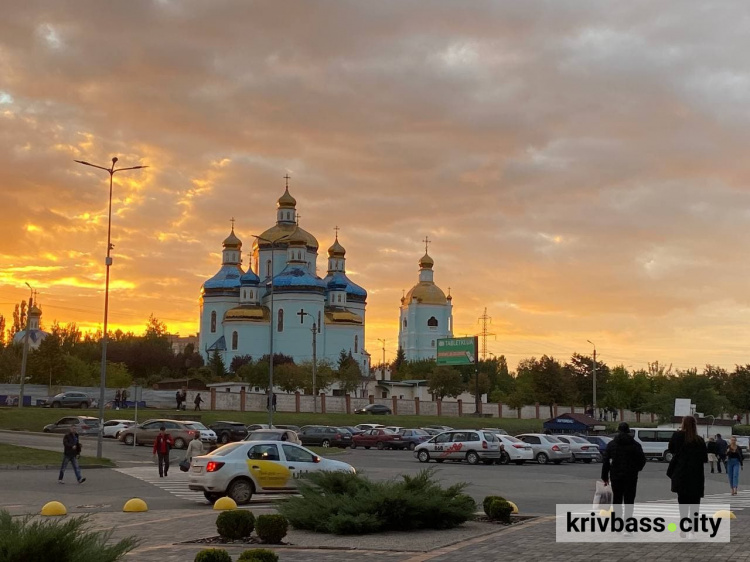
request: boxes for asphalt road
[0,431,743,517]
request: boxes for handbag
[179,458,191,472]
[666,451,679,478]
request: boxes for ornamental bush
[0,510,138,562]
[194,548,232,562]
[483,495,507,517]
[238,548,280,562]
[278,469,475,535]
[255,514,289,544]
[216,509,255,540]
[486,498,512,524]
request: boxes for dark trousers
[677,492,701,522]
[157,452,170,477]
[611,477,638,521]
[194,403,201,411]
[718,456,726,473]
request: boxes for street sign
[436,336,479,366]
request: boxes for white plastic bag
[593,480,612,510]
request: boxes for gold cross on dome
[423,236,431,253]
[230,217,235,229]
[283,174,291,189]
[334,225,340,239]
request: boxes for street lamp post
[251,233,290,427]
[299,312,318,413]
[587,340,597,419]
[18,282,34,408]
[74,157,148,459]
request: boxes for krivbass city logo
[555,504,731,543]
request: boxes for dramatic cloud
[1,0,749,369]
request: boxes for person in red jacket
[153,426,174,477]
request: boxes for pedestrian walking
[153,426,174,478]
[59,426,86,484]
[726,436,743,495]
[176,390,182,411]
[121,388,129,409]
[707,437,718,473]
[667,415,708,539]
[194,392,203,411]
[114,389,121,410]
[601,422,647,522]
[181,389,187,410]
[185,433,204,463]
[716,433,728,474]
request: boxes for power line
[476,308,496,361]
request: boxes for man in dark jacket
[716,434,728,474]
[59,426,86,484]
[601,422,646,521]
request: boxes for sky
[1,1,750,372]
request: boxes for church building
[398,243,453,361]
[198,184,369,375]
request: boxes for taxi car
[414,429,502,465]
[188,440,355,504]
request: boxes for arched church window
[403,318,407,329]
[211,311,216,333]
[431,340,435,347]
[266,260,272,277]
[337,294,342,303]
[297,250,302,260]
[277,309,284,332]
[318,311,321,332]
[355,335,359,353]
[232,331,238,350]
[243,290,246,300]
[427,316,438,328]
[249,290,254,299]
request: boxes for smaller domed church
[398,242,454,361]
[199,184,369,375]
[13,302,49,350]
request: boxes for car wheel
[350,442,357,449]
[553,460,562,465]
[536,452,549,465]
[227,478,254,505]
[52,402,61,408]
[203,492,222,504]
[123,434,134,446]
[664,451,674,463]
[376,441,385,450]
[114,431,120,439]
[466,451,480,465]
[595,454,603,463]
[408,442,416,451]
[514,460,525,465]
[220,433,230,444]
[583,459,592,464]
[321,439,331,448]
[174,437,186,449]
[417,450,430,463]
[498,451,510,465]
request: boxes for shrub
[255,514,289,544]
[483,495,507,517]
[486,498,512,523]
[238,548,280,562]
[194,548,232,562]
[278,469,476,535]
[216,510,255,540]
[0,510,138,562]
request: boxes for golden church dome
[328,237,346,258]
[277,187,297,209]
[254,224,319,250]
[223,228,242,248]
[404,282,447,305]
[419,252,434,270]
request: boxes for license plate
[192,466,203,473]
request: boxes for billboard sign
[436,336,478,366]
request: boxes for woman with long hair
[667,415,708,538]
[726,436,743,495]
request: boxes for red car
[352,428,405,450]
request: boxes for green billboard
[436,336,478,366]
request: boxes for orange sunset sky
[2,1,750,371]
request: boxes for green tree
[208,350,227,379]
[520,355,574,417]
[728,365,750,415]
[106,362,132,389]
[275,363,304,393]
[466,372,491,403]
[426,366,464,400]
[600,365,631,412]
[336,361,362,395]
[0,314,5,347]
[391,347,406,379]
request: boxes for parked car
[118,419,216,449]
[415,430,502,465]
[420,427,444,436]
[384,426,404,433]
[275,424,301,433]
[481,427,509,435]
[494,434,534,465]
[47,392,92,409]
[424,425,453,431]
[245,428,301,445]
[340,425,364,436]
[43,416,100,435]
[555,435,600,463]
[298,426,352,448]
[352,428,405,450]
[354,423,385,432]
[102,419,135,439]
[188,441,355,504]
[246,424,273,432]
[209,421,249,444]
[398,429,432,450]
[629,428,677,462]
[583,435,612,456]
[515,433,572,464]
[354,404,392,415]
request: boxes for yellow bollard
[123,498,148,512]
[213,497,237,511]
[507,501,519,514]
[713,510,736,520]
[41,501,67,516]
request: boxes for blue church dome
[323,272,368,298]
[240,269,260,286]
[202,264,242,292]
[273,266,326,292]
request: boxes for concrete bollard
[41,501,67,516]
[123,498,149,512]
[213,497,237,511]
[713,510,736,520]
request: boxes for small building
[153,378,207,391]
[543,413,606,435]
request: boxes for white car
[355,423,385,431]
[495,434,534,465]
[185,421,218,444]
[189,440,355,504]
[415,430,502,465]
[102,419,135,439]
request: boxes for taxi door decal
[246,459,291,489]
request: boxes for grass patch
[0,443,114,467]
[307,446,346,456]
[0,407,544,434]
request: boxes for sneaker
[78,478,86,484]
[58,480,64,484]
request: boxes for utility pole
[477,308,495,361]
[311,322,317,414]
[18,283,33,408]
[377,339,386,380]
[588,340,597,418]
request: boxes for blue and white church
[198,185,370,374]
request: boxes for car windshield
[544,436,562,443]
[186,422,208,430]
[82,418,100,425]
[207,443,243,456]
